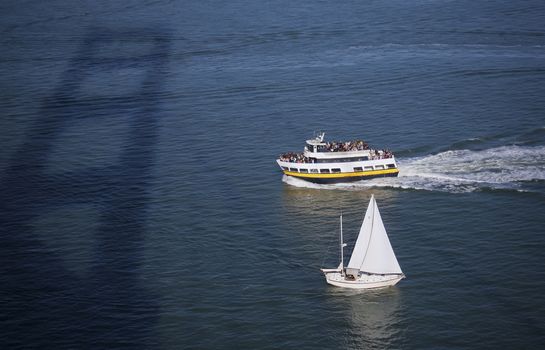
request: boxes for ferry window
[289,168,299,172]
[299,168,308,173]
[375,165,385,170]
[331,168,341,173]
[353,167,363,172]
[320,169,330,173]
[387,164,396,168]
[310,169,318,173]
[364,166,373,171]
[281,167,288,170]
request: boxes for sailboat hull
[323,271,404,289]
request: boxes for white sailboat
[321,195,405,289]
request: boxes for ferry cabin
[276,135,399,184]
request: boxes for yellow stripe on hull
[283,168,399,179]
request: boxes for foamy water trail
[283,145,545,193]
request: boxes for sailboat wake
[283,145,545,193]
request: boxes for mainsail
[346,195,403,276]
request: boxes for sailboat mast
[340,213,344,275]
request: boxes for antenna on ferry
[317,132,325,142]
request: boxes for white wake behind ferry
[276,133,399,184]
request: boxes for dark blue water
[2,1,545,348]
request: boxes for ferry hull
[283,169,399,184]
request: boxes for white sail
[346,195,403,276]
[345,196,374,276]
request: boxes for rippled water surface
[2,1,545,349]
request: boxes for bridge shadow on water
[1,28,170,348]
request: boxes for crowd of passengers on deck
[318,140,370,152]
[279,152,309,163]
[279,149,394,163]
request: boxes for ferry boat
[276,133,399,184]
